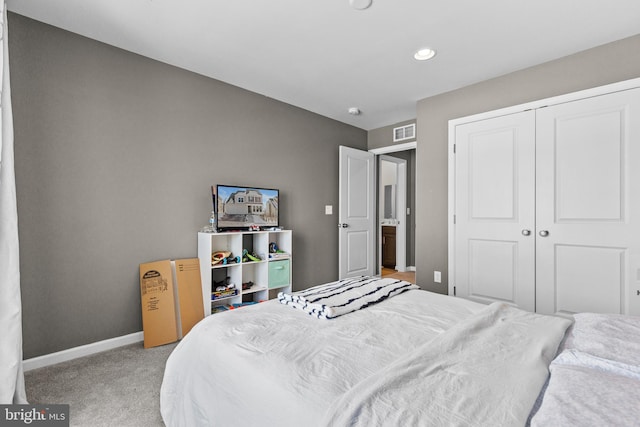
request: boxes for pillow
[567,313,640,366]
[531,349,640,427]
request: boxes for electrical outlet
[434,271,441,283]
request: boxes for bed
[160,277,640,426]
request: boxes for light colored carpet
[25,341,177,427]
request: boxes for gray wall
[368,119,415,151]
[9,13,367,359]
[416,33,640,293]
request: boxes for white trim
[369,141,416,155]
[379,155,407,273]
[447,76,640,297]
[371,141,416,277]
[406,266,416,272]
[23,331,144,371]
[449,77,640,127]
[448,118,456,296]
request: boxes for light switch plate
[325,205,333,215]
[434,271,441,283]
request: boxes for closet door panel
[536,88,640,316]
[454,111,536,311]
[468,239,517,303]
[554,245,624,314]
[555,109,623,221]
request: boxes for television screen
[215,185,279,231]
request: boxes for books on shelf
[268,252,290,259]
[212,288,238,300]
[211,300,266,314]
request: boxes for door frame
[370,141,416,276]
[378,155,407,272]
[448,76,640,296]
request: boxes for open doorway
[372,147,416,284]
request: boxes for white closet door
[536,88,640,316]
[454,111,536,311]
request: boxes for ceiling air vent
[393,123,416,142]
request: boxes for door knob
[521,229,531,236]
[539,230,549,237]
[338,223,349,228]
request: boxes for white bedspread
[322,302,571,427]
[530,313,640,426]
[160,289,485,427]
[566,312,640,365]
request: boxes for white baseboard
[23,331,144,372]
[394,266,416,272]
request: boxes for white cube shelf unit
[198,230,292,316]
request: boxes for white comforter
[160,290,569,427]
[323,302,571,427]
[530,313,640,426]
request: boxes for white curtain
[0,2,27,404]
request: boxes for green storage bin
[268,260,290,289]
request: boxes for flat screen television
[215,185,279,231]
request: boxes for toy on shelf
[212,288,237,300]
[212,277,237,300]
[211,251,241,266]
[268,242,289,259]
[223,254,241,265]
[229,301,262,309]
[212,251,231,265]
[214,277,235,291]
[241,249,262,263]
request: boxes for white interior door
[536,88,640,316]
[453,111,536,311]
[339,146,375,279]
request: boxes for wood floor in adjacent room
[381,267,415,283]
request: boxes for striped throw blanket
[277,276,418,319]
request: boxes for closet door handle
[521,229,531,236]
[539,230,549,237]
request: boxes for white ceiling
[7,0,640,130]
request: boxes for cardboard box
[140,260,178,349]
[173,258,204,337]
[139,258,204,349]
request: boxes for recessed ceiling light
[414,48,436,61]
[349,0,372,10]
